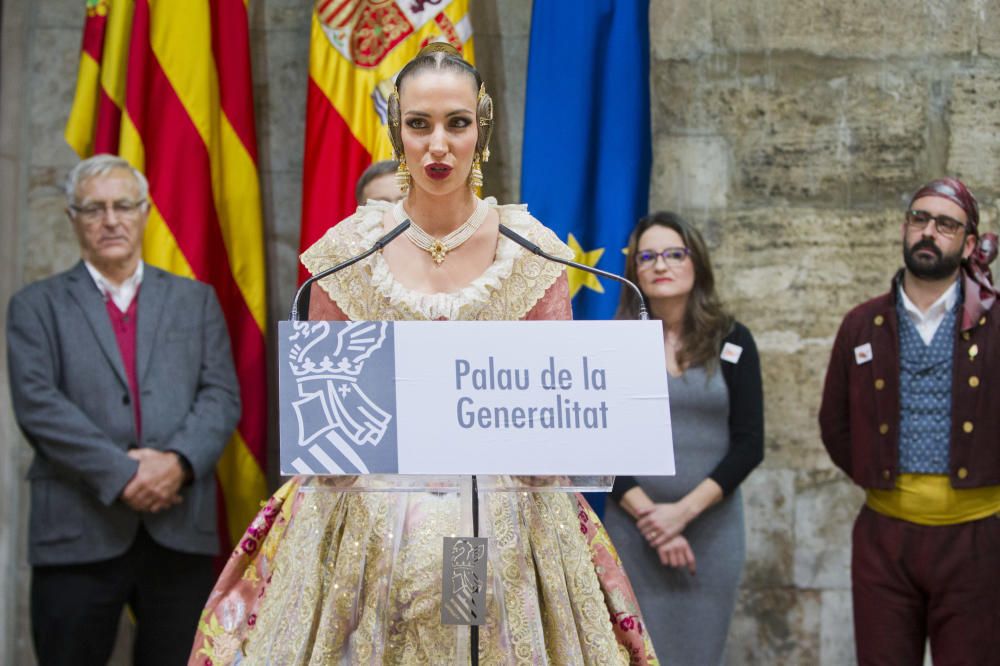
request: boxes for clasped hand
[636,502,697,574]
[121,448,184,513]
[656,535,696,574]
[636,502,690,548]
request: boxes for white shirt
[898,279,959,345]
[84,261,144,313]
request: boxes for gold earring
[396,158,410,194]
[469,155,483,190]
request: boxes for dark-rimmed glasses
[636,247,690,269]
[905,209,967,238]
[69,200,147,225]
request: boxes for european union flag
[521,0,652,321]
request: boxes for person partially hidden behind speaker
[188,44,657,664]
[7,154,241,666]
[355,158,405,205]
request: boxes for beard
[903,237,964,280]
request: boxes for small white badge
[854,343,873,365]
[721,342,743,364]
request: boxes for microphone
[498,224,648,320]
[289,220,411,321]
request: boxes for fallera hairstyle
[616,211,734,372]
[65,153,149,206]
[354,159,399,204]
[386,42,493,165]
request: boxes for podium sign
[278,320,673,476]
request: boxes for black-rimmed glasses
[905,209,967,237]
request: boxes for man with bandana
[819,177,1000,665]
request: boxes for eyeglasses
[69,200,147,224]
[905,209,967,237]
[636,247,690,268]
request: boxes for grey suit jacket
[7,261,241,566]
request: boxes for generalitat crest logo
[284,320,394,474]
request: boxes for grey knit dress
[604,365,746,666]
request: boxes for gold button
[958,467,969,479]
[874,315,884,326]
[969,344,979,359]
[879,423,889,435]
[962,331,971,341]
[882,469,891,480]
[874,378,885,390]
[979,316,987,326]
[969,376,980,388]
[963,421,974,433]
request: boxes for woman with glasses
[604,211,764,665]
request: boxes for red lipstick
[425,163,452,180]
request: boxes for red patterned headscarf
[909,177,980,235]
[909,177,996,321]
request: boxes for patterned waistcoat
[896,300,958,474]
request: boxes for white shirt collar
[898,278,958,344]
[84,260,144,313]
[899,279,958,321]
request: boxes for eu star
[566,233,605,298]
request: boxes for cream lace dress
[188,199,658,666]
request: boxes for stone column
[0,0,29,661]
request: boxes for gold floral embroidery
[229,485,634,665]
[191,215,657,664]
[240,565,259,585]
[299,200,572,323]
[195,608,242,664]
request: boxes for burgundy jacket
[819,269,1000,489]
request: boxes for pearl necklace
[395,198,488,265]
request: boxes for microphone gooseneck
[497,224,648,320]
[289,220,411,321]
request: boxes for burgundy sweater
[105,295,141,442]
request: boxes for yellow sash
[867,474,1000,525]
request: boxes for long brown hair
[616,211,733,372]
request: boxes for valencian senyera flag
[65,0,269,550]
[521,0,652,321]
[299,0,475,283]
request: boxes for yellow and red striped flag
[299,0,475,282]
[65,0,268,550]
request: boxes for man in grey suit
[7,154,241,666]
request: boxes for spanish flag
[299,0,475,283]
[65,0,269,549]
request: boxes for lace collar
[300,197,571,321]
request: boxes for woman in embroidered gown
[188,45,656,665]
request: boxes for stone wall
[649,1,1000,663]
[1,0,998,663]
